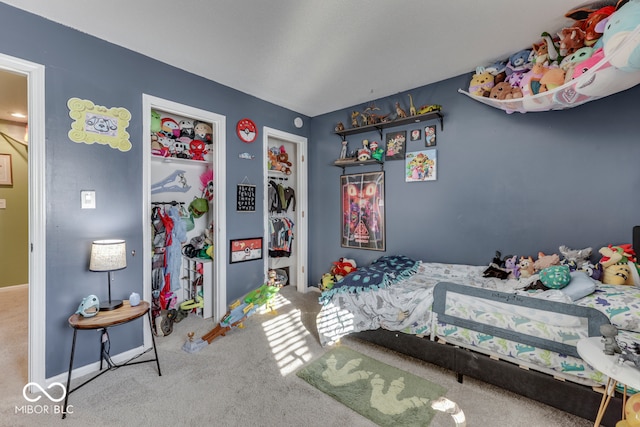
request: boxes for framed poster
[236,184,256,212]
[0,154,12,185]
[340,171,385,251]
[230,237,263,263]
[425,125,437,147]
[384,131,406,160]
[405,149,437,182]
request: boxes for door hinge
[301,155,304,162]
[30,243,33,252]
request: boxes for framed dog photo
[425,125,437,147]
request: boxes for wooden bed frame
[352,328,624,426]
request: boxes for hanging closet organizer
[458,13,640,114]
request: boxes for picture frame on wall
[0,153,12,185]
[230,237,263,263]
[410,128,421,141]
[425,125,437,147]
[384,131,406,160]
[405,148,437,182]
[340,171,385,251]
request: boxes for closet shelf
[152,154,212,165]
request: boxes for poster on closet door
[236,184,256,212]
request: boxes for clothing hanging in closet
[268,216,294,258]
[268,180,296,214]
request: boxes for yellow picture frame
[67,97,132,152]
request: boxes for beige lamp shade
[89,239,127,272]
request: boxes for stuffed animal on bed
[533,252,560,272]
[504,255,520,279]
[518,256,535,278]
[331,258,357,282]
[559,245,593,270]
[599,244,638,286]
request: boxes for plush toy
[601,0,640,71]
[489,82,523,100]
[485,59,508,83]
[599,244,639,285]
[161,117,181,138]
[179,119,195,139]
[151,110,162,133]
[194,121,213,143]
[559,46,595,81]
[571,47,606,80]
[277,146,292,174]
[582,6,617,46]
[468,67,494,97]
[506,49,533,76]
[519,63,551,96]
[518,256,535,279]
[505,255,520,279]
[558,26,587,57]
[320,273,335,291]
[539,67,566,91]
[534,252,561,272]
[331,258,357,281]
[559,245,592,270]
[532,32,560,65]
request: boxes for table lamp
[89,239,126,311]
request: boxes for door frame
[142,95,227,340]
[0,53,47,387]
[263,127,308,292]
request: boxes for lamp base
[100,299,123,311]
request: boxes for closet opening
[142,95,227,346]
[263,127,307,293]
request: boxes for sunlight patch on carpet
[261,293,313,376]
[297,346,449,427]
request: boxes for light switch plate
[0,199,5,209]
[81,190,96,209]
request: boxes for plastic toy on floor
[183,283,281,352]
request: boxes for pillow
[539,265,571,289]
[561,271,597,301]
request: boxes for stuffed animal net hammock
[459,6,640,114]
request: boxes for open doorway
[0,68,29,390]
[0,53,46,388]
[263,127,308,292]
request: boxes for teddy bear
[276,146,292,175]
[489,82,523,100]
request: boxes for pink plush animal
[505,255,520,279]
[534,252,560,272]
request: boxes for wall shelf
[334,110,443,141]
[333,158,384,174]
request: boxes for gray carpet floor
[0,284,594,426]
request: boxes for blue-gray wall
[308,76,640,282]
[0,3,309,378]
[4,2,640,380]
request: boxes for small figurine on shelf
[357,140,371,161]
[339,139,348,159]
[408,94,417,116]
[335,122,345,132]
[395,102,407,119]
[369,141,384,161]
[351,111,360,128]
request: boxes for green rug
[297,346,447,427]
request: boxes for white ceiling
[1,0,590,121]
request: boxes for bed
[316,255,640,426]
